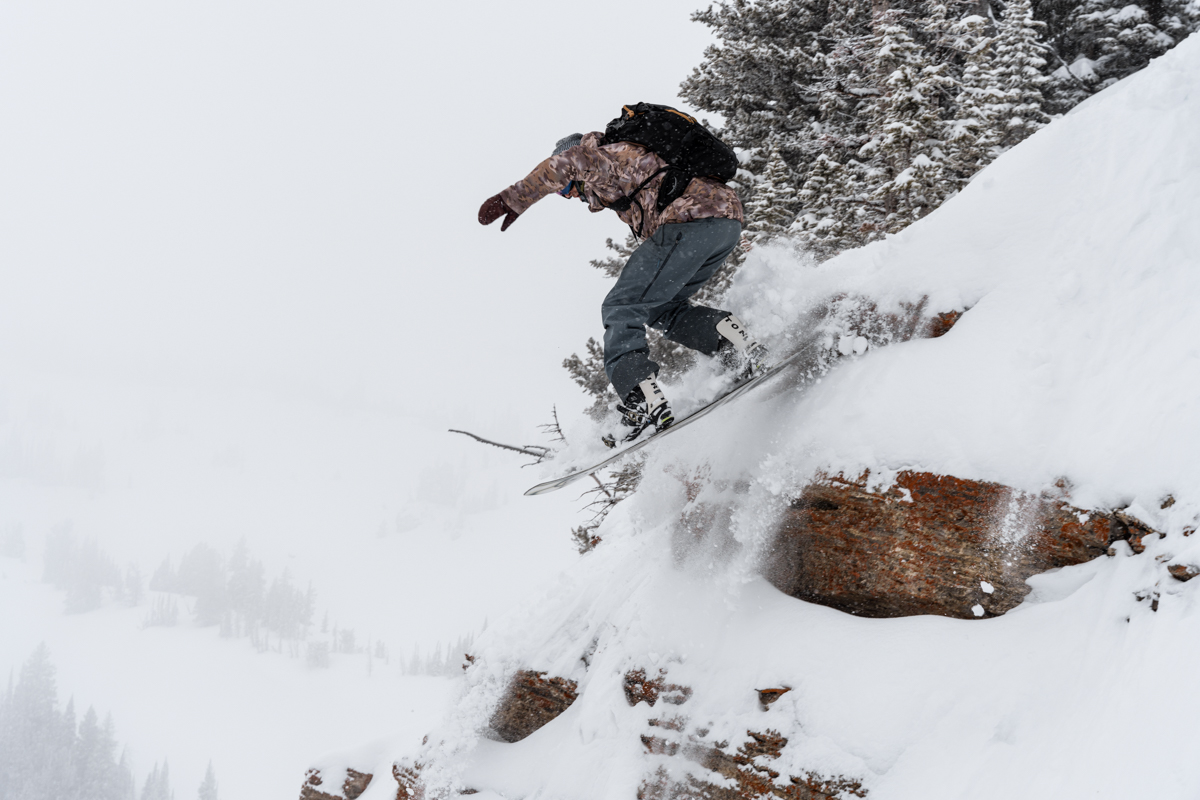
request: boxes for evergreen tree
[140,761,174,800]
[743,141,803,242]
[681,0,832,163]
[75,707,121,800]
[943,14,1005,177]
[0,648,138,800]
[2,645,73,800]
[1063,0,1199,89]
[197,762,218,800]
[116,751,138,800]
[225,539,265,623]
[123,564,145,606]
[994,0,1052,147]
[857,10,957,234]
[149,556,176,592]
[792,153,854,255]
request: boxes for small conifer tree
[197,762,218,800]
[743,142,802,242]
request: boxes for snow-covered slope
[405,33,1200,800]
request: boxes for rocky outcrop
[633,673,866,800]
[766,471,1158,619]
[394,761,423,800]
[300,768,373,800]
[488,670,579,743]
[625,668,694,707]
[667,731,868,800]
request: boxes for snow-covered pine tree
[943,14,1005,177]
[1061,0,1200,92]
[994,0,1052,146]
[857,9,957,234]
[743,141,803,242]
[588,234,636,279]
[791,153,854,256]
[681,0,831,169]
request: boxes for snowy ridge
[399,36,1200,800]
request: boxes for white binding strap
[638,376,667,414]
[716,314,755,352]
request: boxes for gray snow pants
[602,217,743,398]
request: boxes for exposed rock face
[394,761,423,800]
[630,672,867,800]
[299,768,373,800]
[488,670,579,743]
[639,729,866,800]
[767,471,1155,619]
[625,668,694,707]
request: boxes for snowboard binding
[602,376,675,448]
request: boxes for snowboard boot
[601,376,675,448]
[715,314,770,382]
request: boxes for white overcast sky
[0,0,718,425]
[0,8,722,783]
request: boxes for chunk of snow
[981,581,995,594]
[972,604,986,617]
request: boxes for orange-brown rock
[756,688,790,710]
[300,768,372,800]
[488,670,579,743]
[767,471,1153,619]
[1112,508,1159,554]
[1168,563,1200,582]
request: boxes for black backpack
[598,102,739,225]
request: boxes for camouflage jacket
[499,131,743,239]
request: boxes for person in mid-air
[478,107,768,445]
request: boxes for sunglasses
[558,180,585,199]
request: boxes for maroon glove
[478,194,520,232]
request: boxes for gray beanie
[552,133,584,156]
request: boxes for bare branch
[1035,42,1095,95]
[590,473,614,499]
[448,429,551,458]
[539,406,569,446]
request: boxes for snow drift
[363,34,1200,800]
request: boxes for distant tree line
[0,644,220,800]
[25,529,475,678]
[149,541,315,649]
[399,633,478,677]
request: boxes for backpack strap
[600,166,668,239]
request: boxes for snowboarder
[478,113,768,444]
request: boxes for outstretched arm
[478,133,609,231]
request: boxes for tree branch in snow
[1036,43,1096,95]
[448,429,551,460]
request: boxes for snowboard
[524,342,817,496]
